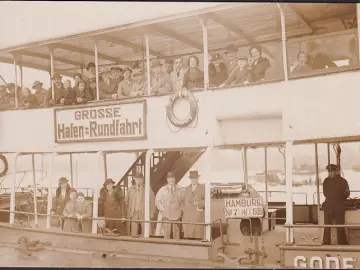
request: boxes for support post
[19,64,23,92]
[144,149,153,238]
[204,147,212,241]
[315,144,321,210]
[327,143,330,164]
[70,154,74,188]
[357,4,360,63]
[94,42,100,101]
[92,151,103,234]
[145,34,151,96]
[243,147,248,186]
[9,153,20,225]
[264,147,269,219]
[49,49,55,101]
[199,17,209,90]
[31,154,38,226]
[46,153,56,229]
[12,55,19,108]
[285,141,294,243]
[277,3,288,81]
[103,153,108,181]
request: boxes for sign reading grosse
[54,101,146,143]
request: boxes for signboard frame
[53,99,147,144]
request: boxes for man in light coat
[170,57,187,92]
[126,172,156,237]
[182,171,205,240]
[155,171,184,239]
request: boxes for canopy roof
[0,3,355,77]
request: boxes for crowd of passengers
[0,44,273,108]
[0,41,341,108]
[52,171,206,240]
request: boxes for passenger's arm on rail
[82,201,93,219]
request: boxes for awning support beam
[277,3,289,81]
[199,17,209,91]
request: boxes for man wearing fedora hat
[130,68,146,97]
[220,56,252,87]
[150,59,171,95]
[126,172,156,237]
[208,53,228,87]
[98,179,127,235]
[46,73,67,106]
[322,164,350,245]
[51,177,71,228]
[155,171,184,239]
[99,69,119,100]
[182,171,205,240]
[31,80,48,105]
[116,67,134,99]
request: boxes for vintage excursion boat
[1,2,360,268]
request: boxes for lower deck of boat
[0,215,325,268]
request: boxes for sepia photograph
[0,1,359,268]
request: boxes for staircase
[116,150,205,195]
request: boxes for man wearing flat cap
[182,171,205,240]
[155,171,184,239]
[208,54,228,87]
[220,56,252,87]
[31,80,48,105]
[46,73,67,106]
[98,179,127,235]
[322,164,350,245]
[150,59,172,95]
[126,172,156,237]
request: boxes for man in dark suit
[51,177,71,228]
[322,164,350,245]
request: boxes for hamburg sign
[54,100,146,143]
[223,185,264,218]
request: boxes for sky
[0,1,222,89]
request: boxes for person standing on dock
[182,171,205,240]
[98,179,127,235]
[322,164,350,245]
[51,177,71,229]
[155,172,184,239]
[126,172,156,237]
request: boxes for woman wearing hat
[98,179,127,235]
[74,192,93,233]
[182,55,204,90]
[51,177,71,228]
[63,188,79,232]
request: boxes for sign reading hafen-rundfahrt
[54,101,146,143]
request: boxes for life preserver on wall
[0,154,8,178]
[166,90,198,128]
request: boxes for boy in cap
[150,59,171,95]
[208,53,227,87]
[322,164,350,245]
[220,56,252,87]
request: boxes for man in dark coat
[322,164,350,245]
[51,177,71,228]
[98,179,127,235]
[208,54,227,87]
[307,41,337,70]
